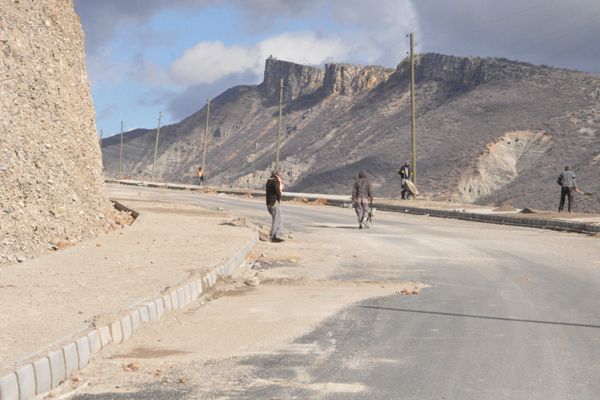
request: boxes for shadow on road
[360,305,600,329]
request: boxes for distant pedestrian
[557,165,577,212]
[266,170,285,242]
[352,171,373,229]
[399,161,412,199]
[197,166,205,186]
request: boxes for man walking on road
[352,171,373,229]
[399,161,412,200]
[557,165,577,213]
[266,171,285,242]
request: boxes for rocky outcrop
[0,0,115,264]
[322,64,393,95]
[396,53,552,87]
[260,57,324,102]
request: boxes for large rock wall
[0,0,113,264]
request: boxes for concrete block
[211,271,217,284]
[145,301,158,321]
[202,276,208,291]
[170,291,179,310]
[190,281,198,300]
[177,287,186,307]
[16,364,35,400]
[62,342,79,378]
[33,357,51,395]
[0,373,18,400]
[98,325,111,347]
[196,280,203,296]
[87,330,101,354]
[131,309,141,331]
[110,320,123,344]
[48,350,65,388]
[139,305,150,322]
[76,336,91,369]
[183,285,192,305]
[162,294,172,311]
[155,298,165,319]
[120,315,133,341]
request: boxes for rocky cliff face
[102,54,600,212]
[0,0,115,264]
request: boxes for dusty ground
[48,190,423,398]
[0,198,254,376]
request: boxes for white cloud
[170,32,349,85]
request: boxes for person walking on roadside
[266,170,285,242]
[399,161,412,200]
[197,166,205,186]
[352,171,373,229]
[557,165,577,213]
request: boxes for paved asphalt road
[80,186,600,399]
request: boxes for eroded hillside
[0,0,116,264]
[101,54,600,212]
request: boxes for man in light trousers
[265,171,285,242]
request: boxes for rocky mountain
[101,54,600,212]
[0,0,115,264]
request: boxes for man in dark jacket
[352,171,373,229]
[399,161,412,199]
[557,166,577,213]
[266,171,285,242]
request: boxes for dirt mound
[0,0,114,264]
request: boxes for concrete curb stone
[32,357,51,395]
[15,364,35,400]
[146,301,158,321]
[139,305,150,322]
[61,342,78,379]
[170,291,179,310]
[0,373,18,400]
[131,309,141,331]
[75,337,91,370]
[110,320,123,344]
[162,294,172,311]
[120,316,133,342]
[47,350,65,389]
[177,287,186,307]
[155,298,165,319]
[87,330,101,354]
[183,285,191,306]
[98,326,111,347]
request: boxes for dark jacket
[265,176,282,206]
[399,164,411,180]
[352,171,373,202]
[557,170,576,188]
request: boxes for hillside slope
[0,0,114,264]
[101,54,600,212]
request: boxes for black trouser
[559,187,573,212]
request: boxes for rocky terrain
[0,0,118,264]
[101,54,600,212]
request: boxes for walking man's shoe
[271,237,285,243]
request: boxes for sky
[73,0,600,138]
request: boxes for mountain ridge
[101,53,600,212]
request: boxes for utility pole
[275,78,283,171]
[409,32,417,185]
[201,98,211,172]
[119,121,123,178]
[151,111,162,182]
